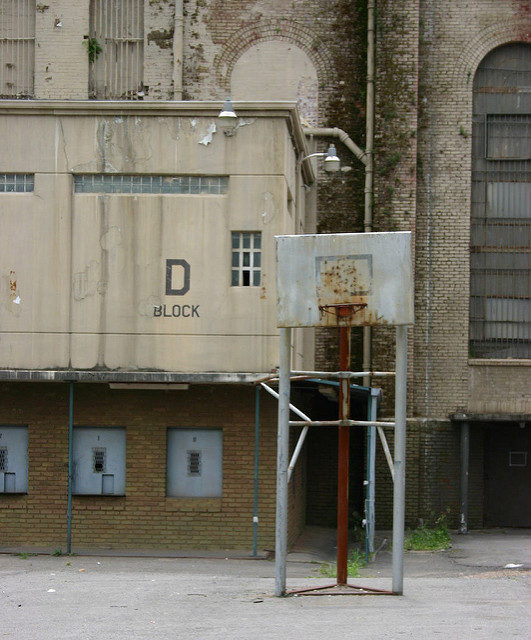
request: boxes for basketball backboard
[275,231,414,328]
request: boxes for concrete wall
[0,103,307,373]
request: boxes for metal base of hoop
[285,583,396,597]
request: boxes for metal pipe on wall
[66,382,74,554]
[173,0,184,99]
[363,0,376,387]
[275,328,291,597]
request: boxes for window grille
[0,173,33,192]
[89,0,144,100]
[187,450,201,476]
[92,447,106,473]
[470,44,531,359]
[231,232,261,287]
[74,174,228,194]
[0,0,35,99]
[0,447,7,471]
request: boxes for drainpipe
[303,127,367,166]
[303,0,376,383]
[363,0,376,387]
[173,1,184,99]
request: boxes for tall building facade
[0,1,529,551]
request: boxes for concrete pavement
[1,529,529,639]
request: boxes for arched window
[470,43,530,359]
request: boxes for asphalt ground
[1,530,529,639]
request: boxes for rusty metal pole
[337,321,351,585]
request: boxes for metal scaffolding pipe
[392,326,408,594]
[260,382,312,481]
[289,370,395,379]
[289,419,395,428]
[275,328,291,597]
[378,426,395,481]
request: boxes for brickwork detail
[0,383,305,551]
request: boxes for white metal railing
[0,0,35,98]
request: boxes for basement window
[167,429,222,498]
[231,232,261,287]
[73,427,126,495]
[0,426,28,494]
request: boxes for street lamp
[301,144,341,174]
[217,98,238,135]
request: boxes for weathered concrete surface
[1,530,529,640]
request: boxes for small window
[231,232,261,287]
[167,429,222,497]
[73,428,125,495]
[0,426,28,494]
[0,174,34,193]
[509,451,527,467]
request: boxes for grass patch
[404,514,451,551]
[319,548,367,578]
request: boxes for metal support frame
[459,421,470,534]
[392,326,408,595]
[253,386,260,556]
[337,325,351,585]
[275,328,291,597]
[66,382,74,554]
[275,321,407,596]
[260,382,312,481]
[365,389,379,558]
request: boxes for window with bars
[0,0,35,99]
[470,44,530,359]
[231,232,261,287]
[89,0,144,100]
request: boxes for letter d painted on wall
[165,259,190,296]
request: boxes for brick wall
[34,0,89,99]
[0,382,305,551]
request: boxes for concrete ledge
[0,370,266,384]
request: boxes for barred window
[470,43,531,359]
[0,0,35,99]
[231,232,261,287]
[89,0,144,100]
